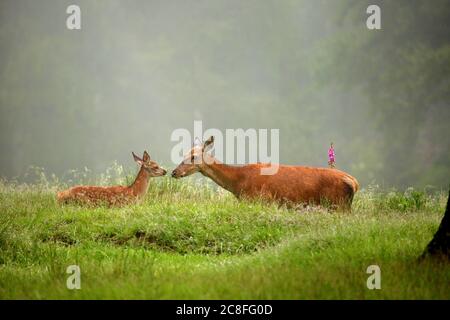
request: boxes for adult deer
[57,151,166,206]
[171,137,359,210]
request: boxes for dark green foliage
[0,0,448,188]
[385,190,427,212]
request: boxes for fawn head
[132,151,167,177]
[171,136,214,178]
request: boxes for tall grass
[0,165,448,299]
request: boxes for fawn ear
[132,152,144,165]
[203,136,214,152]
[142,151,151,161]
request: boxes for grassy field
[0,168,449,299]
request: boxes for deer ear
[142,151,151,161]
[193,137,202,147]
[203,136,214,152]
[132,152,143,165]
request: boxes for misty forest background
[0,0,449,189]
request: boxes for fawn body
[172,137,359,209]
[57,151,166,206]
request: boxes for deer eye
[190,154,200,163]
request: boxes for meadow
[0,165,448,299]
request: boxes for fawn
[171,136,359,210]
[57,151,166,206]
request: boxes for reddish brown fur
[172,137,359,210]
[205,163,358,209]
[57,151,166,207]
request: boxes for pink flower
[328,147,335,162]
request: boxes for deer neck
[129,167,150,197]
[200,157,240,194]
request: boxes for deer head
[132,151,167,177]
[171,136,215,178]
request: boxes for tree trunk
[421,190,450,260]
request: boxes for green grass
[0,172,449,299]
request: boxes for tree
[421,190,450,260]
